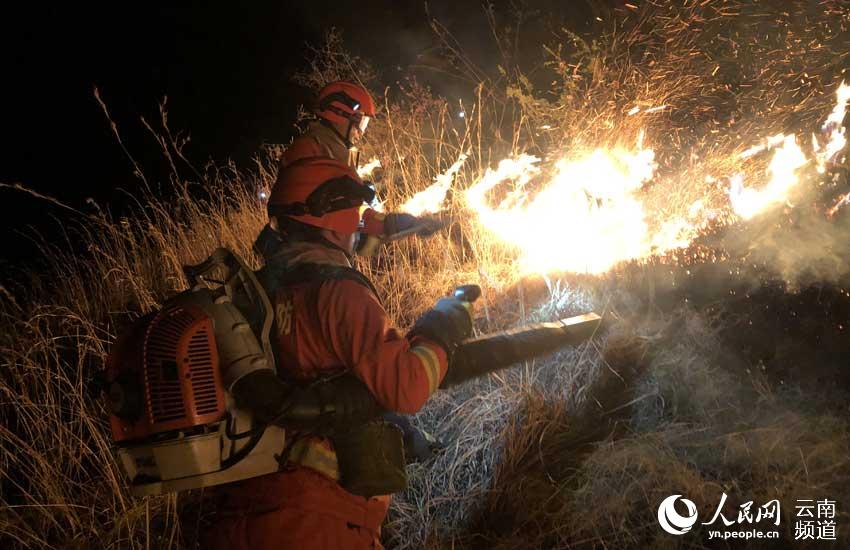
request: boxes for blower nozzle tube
[439,312,602,388]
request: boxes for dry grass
[383,300,850,549]
[3,1,850,548]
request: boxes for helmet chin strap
[318,110,357,149]
[344,120,355,148]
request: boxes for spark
[827,191,850,218]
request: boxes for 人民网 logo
[658,495,699,535]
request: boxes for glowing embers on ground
[464,146,699,274]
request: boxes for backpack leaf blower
[103,248,602,497]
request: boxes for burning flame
[400,153,468,216]
[372,81,847,275]
[815,82,850,171]
[357,157,382,179]
[464,146,699,274]
[728,82,849,220]
[728,134,807,220]
[457,82,849,275]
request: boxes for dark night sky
[0,1,600,267]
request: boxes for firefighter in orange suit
[279,80,439,250]
[206,157,473,549]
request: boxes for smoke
[719,166,850,288]
[737,210,850,288]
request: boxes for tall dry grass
[3,1,850,547]
[0,150,272,547]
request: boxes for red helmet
[316,81,376,133]
[268,157,375,234]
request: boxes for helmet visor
[358,115,370,133]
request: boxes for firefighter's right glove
[408,288,477,356]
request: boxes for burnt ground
[618,235,850,417]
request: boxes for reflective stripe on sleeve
[410,344,441,395]
[287,438,340,480]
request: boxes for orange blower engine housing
[108,304,225,443]
[105,248,287,496]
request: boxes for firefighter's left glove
[411,214,445,237]
[383,213,418,237]
[384,212,443,238]
[408,292,476,356]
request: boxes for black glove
[408,294,475,356]
[384,212,419,237]
[384,213,444,238]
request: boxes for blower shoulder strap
[274,263,381,305]
[255,262,381,397]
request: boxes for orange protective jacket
[281,120,386,235]
[282,120,359,169]
[208,243,447,550]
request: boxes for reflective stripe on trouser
[287,437,340,480]
[410,345,441,394]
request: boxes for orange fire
[463,145,701,274]
[457,82,849,275]
[400,154,467,216]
